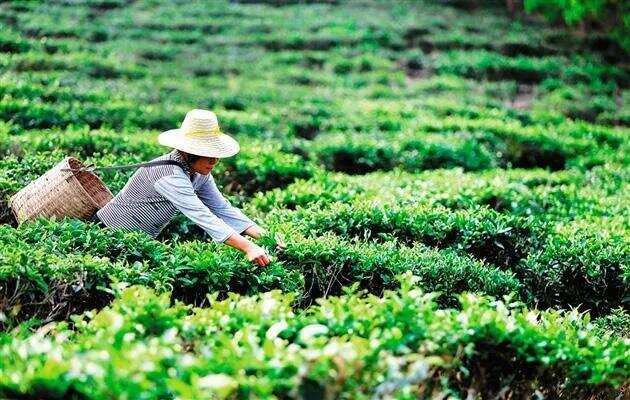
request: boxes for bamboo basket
[9,157,113,225]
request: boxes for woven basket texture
[9,157,113,224]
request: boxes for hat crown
[158,108,239,158]
[181,109,221,138]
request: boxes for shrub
[0,280,627,399]
[332,59,353,74]
[313,136,398,174]
[216,145,317,195]
[272,201,539,269]
[399,135,497,171]
[434,50,563,83]
[307,125,599,174]
[594,308,630,337]
[519,221,629,315]
[274,233,520,306]
[250,165,623,222]
[0,30,31,54]
[0,219,520,326]
[523,0,630,51]
[0,220,295,326]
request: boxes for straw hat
[158,109,239,158]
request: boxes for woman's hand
[224,233,271,267]
[242,225,285,252]
[246,243,271,267]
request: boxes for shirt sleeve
[196,174,257,234]
[154,168,237,243]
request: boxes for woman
[93,109,273,267]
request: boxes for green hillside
[0,0,628,398]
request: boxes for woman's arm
[224,232,271,266]
[196,174,261,234]
[154,170,271,266]
[194,174,280,254]
[242,224,264,239]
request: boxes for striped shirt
[97,150,256,242]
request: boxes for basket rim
[66,157,114,210]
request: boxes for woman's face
[191,156,219,175]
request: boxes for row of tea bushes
[1,279,628,399]
[305,122,618,174]
[0,94,181,131]
[532,81,630,126]
[269,202,539,269]
[1,51,146,79]
[432,50,629,85]
[252,164,628,220]
[266,200,628,315]
[302,93,629,142]
[520,219,629,315]
[251,167,581,212]
[309,132,498,173]
[411,114,628,149]
[273,232,518,308]
[0,219,517,327]
[0,74,288,135]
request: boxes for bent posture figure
[94,109,273,266]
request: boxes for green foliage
[274,232,520,306]
[0,0,629,396]
[0,281,627,399]
[595,309,630,337]
[272,201,538,268]
[0,219,522,326]
[520,221,629,314]
[524,0,630,50]
[217,144,317,195]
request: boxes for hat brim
[158,129,240,158]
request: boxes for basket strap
[61,160,189,173]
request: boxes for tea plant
[0,0,628,397]
[0,278,627,399]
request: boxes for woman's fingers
[261,254,270,266]
[254,253,271,267]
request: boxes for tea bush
[0,220,294,326]
[270,201,539,269]
[0,219,521,326]
[0,0,629,395]
[0,279,627,399]
[252,164,628,223]
[273,232,519,307]
[305,118,616,174]
[519,220,629,314]
[216,144,317,195]
[310,132,497,173]
[251,167,586,214]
